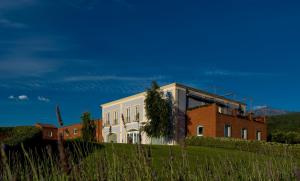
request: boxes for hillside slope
[267,112,300,133]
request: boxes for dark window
[197,125,204,136]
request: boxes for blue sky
[0,0,299,126]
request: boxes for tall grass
[0,142,299,181]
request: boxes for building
[187,104,267,140]
[35,123,58,141]
[101,83,265,144]
[35,119,103,142]
[58,119,103,142]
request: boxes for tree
[144,81,173,140]
[81,112,96,142]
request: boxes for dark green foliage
[267,113,300,144]
[270,131,300,144]
[81,112,96,142]
[144,81,173,139]
[268,113,300,133]
[1,126,41,146]
[0,127,13,141]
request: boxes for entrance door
[127,131,139,144]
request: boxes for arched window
[197,125,204,137]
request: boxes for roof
[175,83,246,106]
[60,119,102,129]
[101,82,246,107]
[35,123,57,128]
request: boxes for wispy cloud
[62,75,165,82]
[37,96,50,102]
[0,36,70,79]
[253,105,268,110]
[0,0,36,10]
[0,18,27,29]
[204,70,278,77]
[8,95,15,99]
[0,59,61,79]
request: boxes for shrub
[185,136,300,159]
[270,131,300,144]
[1,126,42,146]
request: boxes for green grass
[1,141,300,180]
[80,143,299,180]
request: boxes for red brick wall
[58,124,82,140]
[58,120,103,142]
[35,124,58,140]
[36,119,103,142]
[216,113,267,140]
[187,104,217,137]
[187,104,267,141]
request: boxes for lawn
[80,143,299,180]
[1,141,299,180]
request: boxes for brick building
[36,119,103,142]
[187,104,267,140]
[58,119,103,142]
[35,123,58,141]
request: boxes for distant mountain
[253,106,289,116]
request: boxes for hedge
[1,126,42,146]
[185,136,300,159]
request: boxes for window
[127,131,140,144]
[241,128,247,140]
[126,107,131,123]
[73,128,78,135]
[224,124,231,137]
[65,129,70,137]
[134,105,140,122]
[105,112,110,126]
[218,107,222,114]
[113,111,118,125]
[48,131,53,137]
[197,125,204,136]
[256,131,262,141]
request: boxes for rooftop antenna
[222,92,236,99]
[246,97,253,113]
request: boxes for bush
[1,126,42,146]
[185,136,300,159]
[270,131,300,144]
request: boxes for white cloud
[8,95,29,100]
[37,96,50,102]
[253,105,268,110]
[18,95,29,100]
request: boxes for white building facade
[101,83,246,144]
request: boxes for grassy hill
[267,112,300,143]
[268,112,300,133]
[1,138,299,180]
